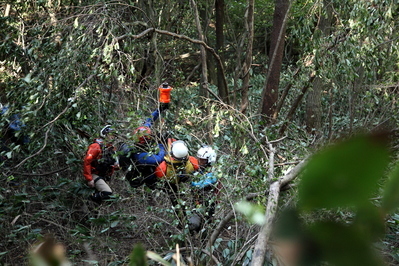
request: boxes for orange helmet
[133,126,152,144]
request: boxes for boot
[89,192,103,204]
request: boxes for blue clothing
[191,172,217,189]
[132,143,166,165]
[1,105,29,144]
[120,108,165,189]
[142,109,160,128]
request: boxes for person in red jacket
[83,125,119,203]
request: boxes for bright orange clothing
[159,85,172,103]
[83,139,117,182]
[83,142,102,182]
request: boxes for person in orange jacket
[154,139,199,206]
[83,125,119,203]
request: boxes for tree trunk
[279,72,316,136]
[191,0,209,99]
[305,0,333,136]
[215,0,229,104]
[306,76,323,135]
[349,65,364,133]
[239,0,254,114]
[260,0,290,122]
[136,0,159,89]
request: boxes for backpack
[93,141,116,177]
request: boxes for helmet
[197,145,217,165]
[100,125,113,138]
[133,126,152,144]
[170,140,189,160]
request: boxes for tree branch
[13,125,52,169]
[114,28,229,104]
[251,158,307,265]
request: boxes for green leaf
[146,251,171,266]
[309,221,384,266]
[129,243,148,266]
[298,134,390,210]
[234,201,265,225]
[110,221,119,228]
[381,161,399,213]
[352,202,386,242]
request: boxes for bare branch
[114,27,229,104]
[252,157,307,265]
[13,125,52,169]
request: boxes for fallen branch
[251,158,307,266]
[13,126,52,169]
[206,158,305,254]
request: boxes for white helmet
[197,145,217,165]
[171,140,189,160]
[100,125,113,138]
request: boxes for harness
[162,154,196,183]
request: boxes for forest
[1,0,399,265]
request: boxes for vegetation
[0,0,398,265]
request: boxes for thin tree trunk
[260,0,291,122]
[305,0,333,136]
[274,68,300,117]
[239,0,255,114]
[349,65,364,133]
[215,0,229,104]
[279,72,316,136]
[191,0,209,98]
[306,76,323,135]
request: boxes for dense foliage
[1,0,398,265]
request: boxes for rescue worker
[118,107,167,189]
[188,145,221,232]
[117,83,172,189]
[83,125,119,203]
[1,103,30,165]
[154,139,200,206]
[1,103,30,146]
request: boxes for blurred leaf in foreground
[298,134,390,210]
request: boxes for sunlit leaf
[235,201,265,225]
[74,17,79,28]
[146,251,171,266]
[110,221,119,228]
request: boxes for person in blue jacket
[118,108,167,189]
[1,103,30,146]
[1,103,30,164]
